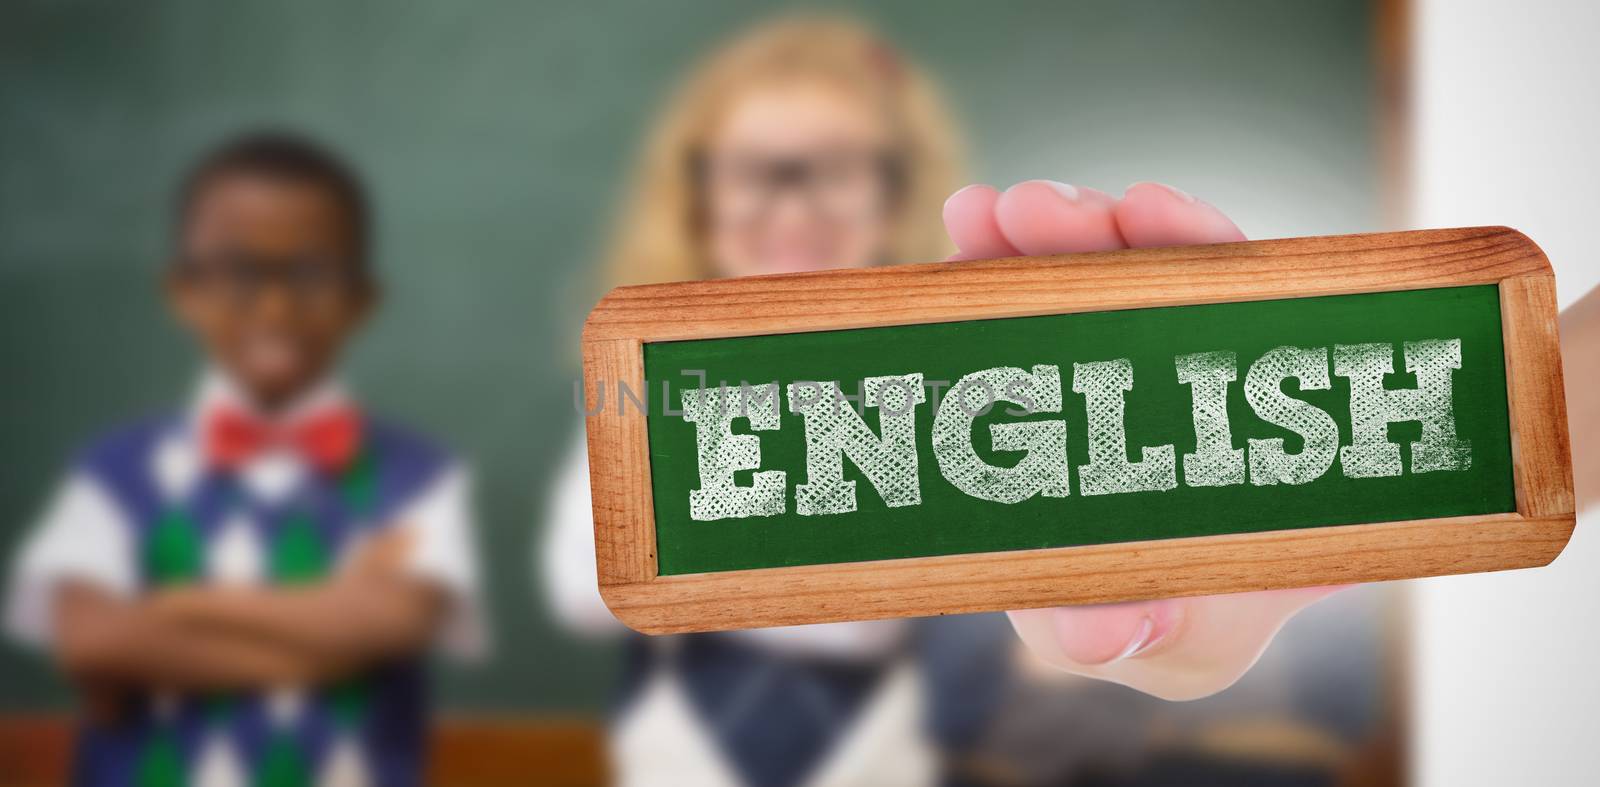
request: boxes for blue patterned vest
[69,414,450,787]
[615,612,1013,787]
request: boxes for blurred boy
[5,133,482,787]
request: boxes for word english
[680,340,1472,521]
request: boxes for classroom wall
[0,0,1378,712]
[1410,0,1600,783]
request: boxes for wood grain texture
[581,338,656,584]
[600,513,1573,634]
[581,227,1575,634]
[1501,273,1576,517]
[584,226,1550,342]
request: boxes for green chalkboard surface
[643,285,1515,576]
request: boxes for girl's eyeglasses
[691,148,905,226]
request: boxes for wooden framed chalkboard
[581,227,1573,634]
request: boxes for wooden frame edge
[581,227,1575,634]
[600,512,1574,635]
[584,226,1550,343]
[1500,272,1575,517]
[581,337,656,585]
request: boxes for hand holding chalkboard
[581,186,1572,698]
[947,182,1351,700]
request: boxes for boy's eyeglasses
[691,148,905,227]
[175,252,364,307]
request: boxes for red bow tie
[204,405,362,474]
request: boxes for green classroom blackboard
[643,285,1516,575]
[1,0,1385,710]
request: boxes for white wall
[1412,1,1600,784]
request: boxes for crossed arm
[52,530,443,695]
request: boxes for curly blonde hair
[600,15,963,289]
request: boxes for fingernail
[945,183,994,210]
[1141,181,1197,204]
[1107,600,1185,663]
[1050,600,1186,665]
[1112,616,1162,662]
[1040,180,1080,201]
[1112,602,1185,661]
[1112,617,1156,661]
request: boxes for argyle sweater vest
[68,415,449,787]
